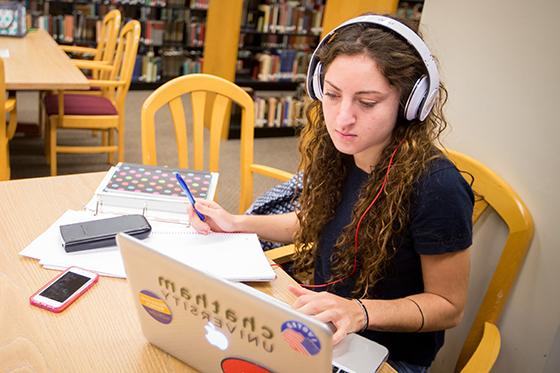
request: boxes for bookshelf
[229,0,324,137]
[25,0,209,90]
[202,0,400,139]
[25,0,406,137]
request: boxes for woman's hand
[288,286,366,345]
[187,199,239,234]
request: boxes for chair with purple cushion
[44,20,140,176]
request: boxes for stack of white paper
[20,210,276,282]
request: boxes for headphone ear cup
[312,62,324,101]
[404,75,429,121]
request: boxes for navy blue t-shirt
[314,156,474,367]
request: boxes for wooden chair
[0,58,18,181]
[141,73,293,213]
[44,10,121,137]
[446,149,533,372]
[264,149,534,373]
[59,9,121,80]
[43,20,141,176]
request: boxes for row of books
[254,95,305,128]
[75,0,205,7]
[143,19,205,47]
[188,0,209,10]
[246,1,324,35]
[132,52,203,82]
[186,19,205,47]
[137,8,206,48]
[31,13,100,43]
[133,0,208,8]
[161,49,203,77]
[135,52,162,83]
[241,50,312,82]
[240,32,318,51]
[143,19,199,46]
[28,12,204,47]
[39,1,113,19]
[137,6,188,20]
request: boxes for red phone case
[29,267,99,313]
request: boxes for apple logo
[204,322,229,350]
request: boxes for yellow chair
[44,20,141,176]
[264,149,534,373]
[446,149,533,372]
[141,73,293,213]
[43,10,121,136]
[60,9,121,80]
[0,58,18,181]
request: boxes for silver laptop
[117,233,389,373]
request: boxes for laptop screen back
[118,233,335,373]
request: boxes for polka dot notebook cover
[95,163,219,216]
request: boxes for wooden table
[0,173,395,372]
[1,28,89,91]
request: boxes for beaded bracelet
[353,298,369,333]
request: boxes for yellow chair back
[445,149,534,372]
[108,19,141,112]
[96,9,122,66]
[141,73,293,213]
[60,9,121,80]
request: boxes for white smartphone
[29,267,99,313]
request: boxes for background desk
[1,29,89,91]
[0,173,394,372]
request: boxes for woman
[189,15,473,372]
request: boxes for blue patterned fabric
[245,172,303,250]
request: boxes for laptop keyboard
[332,364,350,373]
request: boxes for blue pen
[174,172,206,222]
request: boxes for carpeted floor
[9,91,301,213]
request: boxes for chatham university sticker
[139,290,173,324]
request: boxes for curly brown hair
[292,22,449,297]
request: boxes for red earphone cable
[301,142,402,289]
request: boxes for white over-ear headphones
[306,15,440,122]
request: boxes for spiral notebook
[86,163,219,222]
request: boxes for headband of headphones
[306,15,440,121]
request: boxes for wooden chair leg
[38,91,44,138]
[101,129,108,146]
[118,117,124,162]
[44,116,50,162]
[107,129,115,164]
[7,105,17,140]
[48,118,57,176]
[0,133,8,181]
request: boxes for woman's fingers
[187,199,235,233]
[187,204,210,234]
[288,285,313,297]
[289,288,354,345]
[313,310,351,345]
[194,198,221,209]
